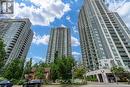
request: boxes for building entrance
[98,74,103,82]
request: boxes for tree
[0,38,6,69]
[35,62,48,80]
[34,61,49,80]
[2,58,24,80]
[24,58,32,74]
[59,56,75,80]
[111,66,126,81]
[74,66,86,79]
[32,63,39,68]
[35,67,44,79]
[111,66,125,75]
[50,63,60,82]
[51,56,75,82]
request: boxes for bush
[86,75,98,81]
[0,77,6,81]
[17,80,26,85]
[10,79,26,85]
[11,79,19,84]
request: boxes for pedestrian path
[13,82,130,87]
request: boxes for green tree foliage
[86,75,97,81]
[0,38,6,69]
[111,66,127,81]
[2,58,24,80]
[34,61,50,80]
[32,62,49,80]
[74,66,86,79]
[111,66,125,75]
[32,63,39,68]
[35,66,44,79]
[38,61,49,68]
[24,58,32,74]
[51,56,75,82]
[51,63,60,82]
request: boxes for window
[100,48,103,50]
[110,60,116,66]
[117,60,122,66]
[105,63,108,66]
[99,44,102,47]
[95,34,99,36]
[104,29,107,32]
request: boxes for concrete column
[102,73,109,83]
[96,74,100,83]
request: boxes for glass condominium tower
[78,0,130,71]
[46,27,71,63]
[0,19,33,66]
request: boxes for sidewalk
[87,81,130,85]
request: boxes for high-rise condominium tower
[0,19,33,66]
[78,0,130,82]
[46,27,71,63]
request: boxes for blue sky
[5,0,130,63]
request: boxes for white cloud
[26,56,44,64]
[72,26,78,33]
[32,32,50,45]
[61,24,66,27]
[107,1,130,28]
[72,51,81,61]
[116,2,130,28]
[66,16,73,24]
[71,36,80,46]
[1,0,71,26]
[72,51,81,56]
[32,56,45,64]
[26,56,45,64]
[26,57,31,62]
[33,33,80,46]
[116,2,130,17]
[66,16,71,21]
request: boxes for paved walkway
[43,82,130,87]
[43,84,130,87]
[13,82,130,87]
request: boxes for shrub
[0,77,6,81]
[86,75,98,81]
[10,79,20,85]
[17,80,26,85]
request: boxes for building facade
[0,19,33,66]
[46,27,71,63]
[78,0,130,82]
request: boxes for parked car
[23,80,43,87]
[0,80,13,87]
